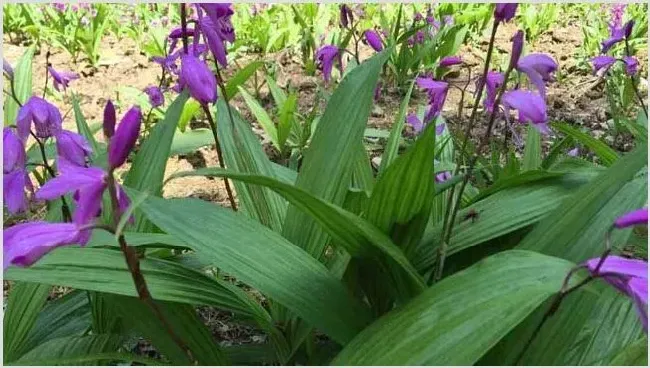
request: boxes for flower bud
[179,54,218,105]
[509,30,524,69]
[624,20,635,39]
[103,100,116,139]
[108,106,142,170]
[494,3,518,23]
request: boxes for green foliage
[3,3,648,366]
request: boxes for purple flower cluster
[4,97,142,270]
[152,3,235,105]
[582,208,648,331]
[590,5,637,77]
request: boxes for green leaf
[165,168,425,292]
[608,336,648,366]
[124,91,189,232]
[266,75,287,107]
[225,61,264,100]
[177,99,202,132]
[277,93,297,150]
[3,282,51,362]
[522,125,541,170]
[107,296,226,365]
[22,291,91,354]
[5,248,270,322]
[11,334,156,366]
[483,144,648,365]
[216,99,287,232]
[238,86,279,150]
[4,46,34,126]
[415,174,587,273]
[71,93,101,158]
[282,48,391,259]
[169,128,213,156]
[332,250,575,365]
[379,78,415,173]
[552,122,619,166]
[134,193,373,345]
[366,122,437,258]
[518,143,647,260]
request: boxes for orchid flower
[48,66,79,92]
[16,96,63,141]
[315,45,342,83]
[501,90,550,134]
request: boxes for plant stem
[180,3,189,55]
[106,170,196,364]
[624,39,648,117]
[42,50,51,99]
[30,131,71,222]
[435,64,514,282]
[433,20,499,283]
[202,104,238,210]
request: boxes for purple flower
[103,100,116,138]
[416,77,449,123]
[584,256,647,332]
[55,130,92,167]
[435,171,452,184]
[567,148,579,157]
[444,15,454,26]
[108,106,142,170]
[200,16,228,67]
[144,86,164,108]
[516,53,558,97]
[152,54,180,75]
[3,128,31,214]
[406,114,446,135]
[624,20,634,39]
[36,159,106,225]
[591,55,618,75]
[48,66,79,92]
[623,56,638,76]
[52,2,67,12]
[510,30,525,69]
[16,96,63,141]
[340,4,354,29]
[315,45,342,83]
[501,90,549,134]
[609,4,627,31]
[494,3,518,23]
[601,23,627,54]
[199,3,235,66]
[3,222,89,270]
[614,208,648,229]
[439,56,462,67]
[179,54,218,105]
[414,12,423,22]
[3,58,13,78]
[374,81,382,102]
[406,114,424,133]
[364,30,384,52]
[482,71,505,113]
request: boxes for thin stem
[180,4,189,55]
[433,20,499,282]
[201,104,238,210]
[30,131,71,222]
[457,65,473,120]
[8,71,23,107]
[624,39,648,117]
[42,50,51,99]
[106,170,196,364]
[435,64,515,282]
